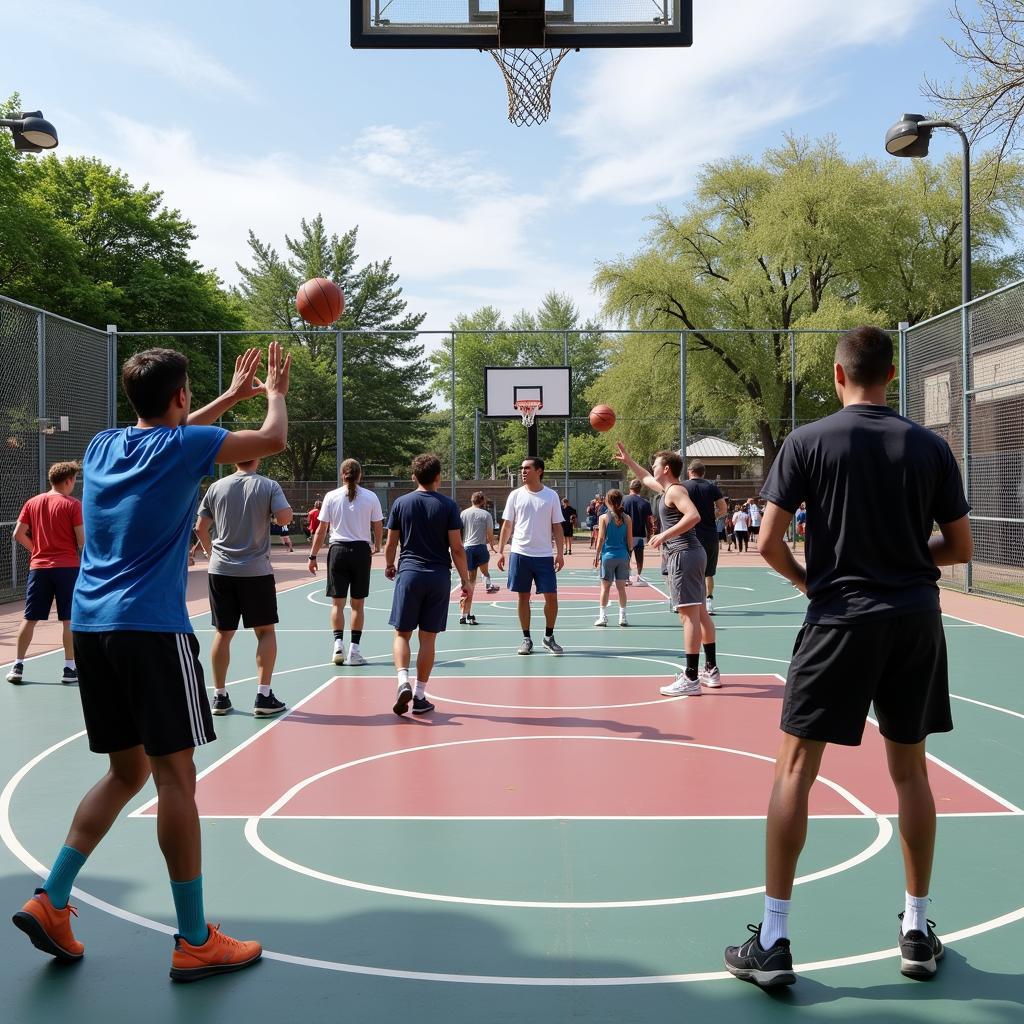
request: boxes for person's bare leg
[635,547,645,578]
[350,597,365,634]
[393,631,411,671]
[15,619,37,661]
[699,603,716,644]
[330,599,346,634]
[63,746,151,856]
[543,592,558,630]
[253,625,276,689]
[462,570,478,616]
[706,575,715,600]
[765,734,826,898]
[598,580,611,611]
[517,592,532,632]
[615,580,628,611]
[885,738,936,897]
[416,630,437,683]
[150,749,202,880]
[679,606,701,654]
[210,630,234,691]
[61,621,74,661]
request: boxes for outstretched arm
[613,442,662,493]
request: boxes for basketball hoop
[488,48,570,126]
[514,398,543,427]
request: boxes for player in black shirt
[725,326,972,989]
[682,460,727,613]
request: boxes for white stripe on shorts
[175,633,203,748]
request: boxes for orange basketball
[589,404,616,432]
[296,277,344,326]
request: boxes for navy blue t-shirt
[386,489,462,573]
[622,494,653,541]
[682,478,723,544]
[761,404,970,624]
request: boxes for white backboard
[484,366,571,418]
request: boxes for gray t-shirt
[461,506,492,547]
[197,471,291,577]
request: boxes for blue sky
[5,0,973,330]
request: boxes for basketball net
[514,399,542,427]
[489,48,571,126]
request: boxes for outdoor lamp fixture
[884,113,971,302]
[0,110,59,152]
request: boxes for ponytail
[340,458,362,501]
[606,489,624,527]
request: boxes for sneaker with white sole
[659,674,702,697]
[517,637,534,655]
[346,649,367,666]
[618,613,628,627]
[253,691,287,717]
[724,923,795,989]
[485,582,500,594]
[412,695,435,715]
[594,613,608,627]
[211,691,232,715]
[6,662,24,684]
[393,681,413,716]
[701,665,722,688]
[61,666,78,684]
[332,640,345,666]
[542,635,564,655]
[898,914,944,979]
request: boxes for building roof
[683,436,764,459]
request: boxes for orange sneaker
[12,888,85,962]
[169,923,262,982]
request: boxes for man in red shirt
[305,499,321,540]
[7,461,84,684]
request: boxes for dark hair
[605,488,624,526]
[688,459,706,477]
[48,461,80,486]
[122,348,188,419]
[471,490,487,506]
[523,456,544,478]
[628,478,642,492]
[835,326,894,387]
[340,458,362,501]
[411,453,442,486]
[653,450,683,477]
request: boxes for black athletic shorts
[781,610,952,746]
[701,536,719,578]
[73,631,216,757]
[208,573,278,631]
[327,541,372,600]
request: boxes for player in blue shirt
[13,344,291,982]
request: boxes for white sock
[597,605,606,617]
[258,684,271,697]
[64,659,75,670]
[482,573,491,583]
[761,896,790,947]
[397,668,409,688]
[414,679,426,698]
[903,892,930,935]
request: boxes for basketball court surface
[2,548,1022,1022]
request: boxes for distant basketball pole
[336,331,344,478]
[450,333,457,498]
[563,330,570,498]
[679,331,687,452]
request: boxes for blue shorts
[507,553,557,594]
[465,544,490,571]
[389,570,451,633]
[25,566,79,621]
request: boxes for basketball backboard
[484,366,571,418]
[350,0,692,48]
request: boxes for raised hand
[265,341,291,398]
[227,348,265,403]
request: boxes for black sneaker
[412,696,435,715]
[60,667,77,685]
[393,681,413,716]
[254,691,286,717]
[211,691,232,715]
[459,616,468,625]
[466,615,478,625]
[7,662,24,684]
[724,924,796,988]
[898,914,944,979]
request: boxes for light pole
[0,110,58,152]
[885,113,970,302]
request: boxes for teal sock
[170,876,208,946]
[43,845,87,909]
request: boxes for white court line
[951,693,1024,721]
[940,611,1024,640]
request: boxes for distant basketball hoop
[514,398,543,427]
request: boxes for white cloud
[561,0,931,202]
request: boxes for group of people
[7,326,975,992]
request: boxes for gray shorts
[664,545,707,609]
[600,557,630,582]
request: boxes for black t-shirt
[563,504,577,523]
[386,490,462,573]
[682,478,723,544]
[622,494,653,541]
[761,404,970,624]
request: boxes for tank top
[601,513,629,560]
[659,489,700,551]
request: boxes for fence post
[450,332,457,499]
[679,331,687,453]
[10,533,17,591]
[106,324,118,428]
[961,305,972,593]
[336,330,344,478]
[216,333,224,477]
[789,330,797,436]
[564,329,570,498]
[37,312,46,494]
[474,407,481,480]
[898,321,909,417]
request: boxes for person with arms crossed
[723,326,972,989]
[592,488,633,626]
[683,460,727,614]
[7,461,84,685]
[495,457,565,656]
[622,478,654,584]
[615,445,720,693]
[309,459,383,667]
[459,491,496,625]
[12,344,290,982]
[194,457,292,717]
[384,454,470,715]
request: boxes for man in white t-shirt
[747,498,762,545]
[495,456,565,656]
[732,504,751,553]
[308,459,383,666]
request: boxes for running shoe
[659,674,702,697]
[618,613,629,627]
[211,691,232,715]
[12,889,84,962]
[485,582,501,594]
[517,637,534,656]
[253,691,286,717]
[412,696,435,715]
[898,914,944,979]
[459,616,469,625]
[332,640,345,666]
[347,649,368,666]
[724,923,795,988]
[700,665,722,688]
[393,681,413,715]
[594,613,608,627]
[542,635,564,655]
[7,662,24,684]
[169,923,262,983]
[61,666,78,684]
[707,598,715,615]
[466,615,479,625]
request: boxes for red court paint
[149,675,1007,819]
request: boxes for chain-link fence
[903,279,1024,604]
[0,296,110,603]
